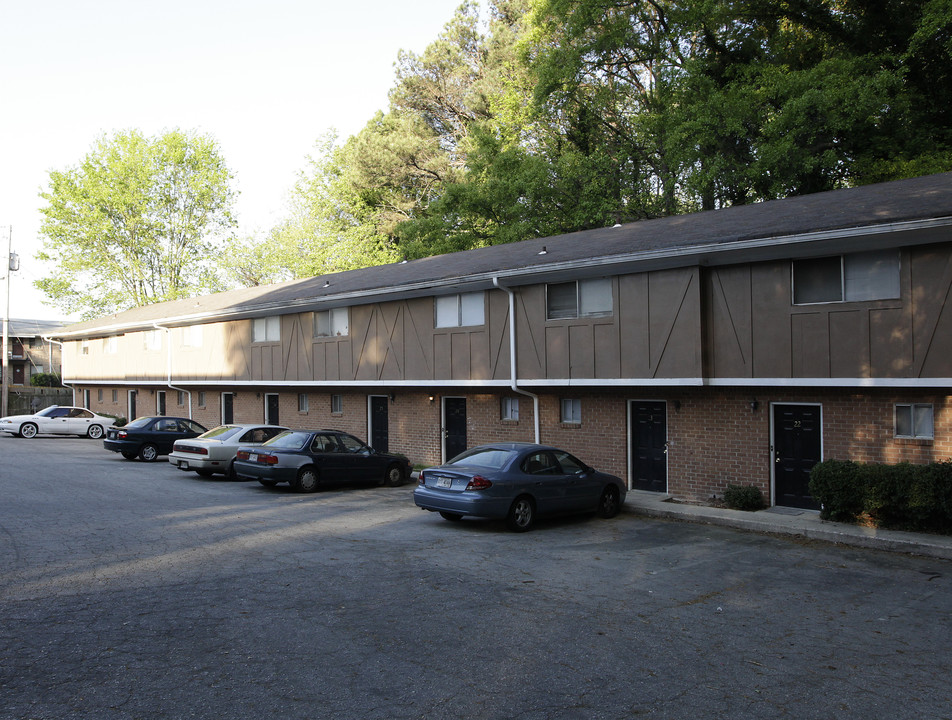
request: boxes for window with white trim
[298,393,309,413]
[895,404,934,439]
[103,336,118,354]
[315,308,349,337]
[331,394,343,414]
[793,250,900,304]
[253,317,280,342]
[183,325,203,347]
[435,292,485,328]
[501,396,520,421]
[561,398,582,424]
[547,278,613,320]
[81,340,89,355]
[143,330,162,351]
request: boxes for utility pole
[1,226,17,418]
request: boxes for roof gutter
[493,277,540,444]
[153,322,192,419]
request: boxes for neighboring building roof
[6,318,68,338]
[54,172,952,337]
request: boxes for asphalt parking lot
[1,435,950,719]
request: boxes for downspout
[42,336,74,403]
[153,323,192,419]
[492,277,540,444]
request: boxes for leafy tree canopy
[36,129,235,318]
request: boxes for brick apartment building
[48,173,952,509]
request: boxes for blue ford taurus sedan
[234,429,411,492]
[413,442,626,532]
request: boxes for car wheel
[506,495,535,532]
[19,423,38,439]
[439,511,463,522]
[294,467,320,493]
[120,451,137,460]
[597,485,621,519]
[86,424,104,440]
[258,480,278,488]
[227,459,238,480]
[385,463,406,487]
[139,444,159,462]
[196,470,214,478]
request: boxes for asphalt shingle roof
[56,172,952,336]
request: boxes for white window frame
[182,325,203,348]
[561,398,582,424]
[81,340,89,355]
[103,336,118,354]
[143,330,162,351]
[546,278,613,320]
[895,403,934,439]
[253,316,281,343]
[501,396,520,421]
[315,308,349,337]
[793,250,900,305]
[435,292,485,328]
[331,394,343,414]
[298,393,309,413]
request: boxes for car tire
[294,467,320,493]
[597,485,621,519]
[139,444,159,462]
[19,423,38,439]
[120,451,137,460]
[439,511,463,522]
[86,424,104,440]
[258,480,278,488]
[506,495,535,532]
[385,463,406,487]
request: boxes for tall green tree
[37,129,235,318]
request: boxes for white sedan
[0,405,114,439]
[169,423,288,478]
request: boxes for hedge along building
[48,172,952,509]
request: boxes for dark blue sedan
[103,416,208,462]
[413,442,626,531]
[234,429,411,492]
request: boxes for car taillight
[465,475,492,491]
[117,430,128,439]
[237,450,250,460]
[260,454,279,465]
[418,470,426,485]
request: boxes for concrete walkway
[625,490,952,561]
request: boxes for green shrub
[724,484,765,511]
[30,372,63,387]
[809,459,864,522]
[810,459,952,534]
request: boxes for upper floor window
[81,340,89,355]
[895,403,933,439]
[547,278,613,320]
[793,250,900,305]
[435,292,485,328]
[143,330,162,351]
[253,316,280,343]
[103,336,118,354]
[315,308,349,337]
[182,325,203,348]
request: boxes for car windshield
[262,431,310,450]
[199,426,241,441]
[446,447,517,470]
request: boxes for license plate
[436,477,452,489]
[249,453,258,463]
[178,461,189,469]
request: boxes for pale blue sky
[0,0,473,320]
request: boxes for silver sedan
[169,423,288,478]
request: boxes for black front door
[222,393,234,424]
[370,396,389,452]
[630,401,667,492]
[129,390,137,421]
[444,397,467,461]
[773,404,822,509]
[266,394,280,425]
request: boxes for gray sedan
[413,442,626,531]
